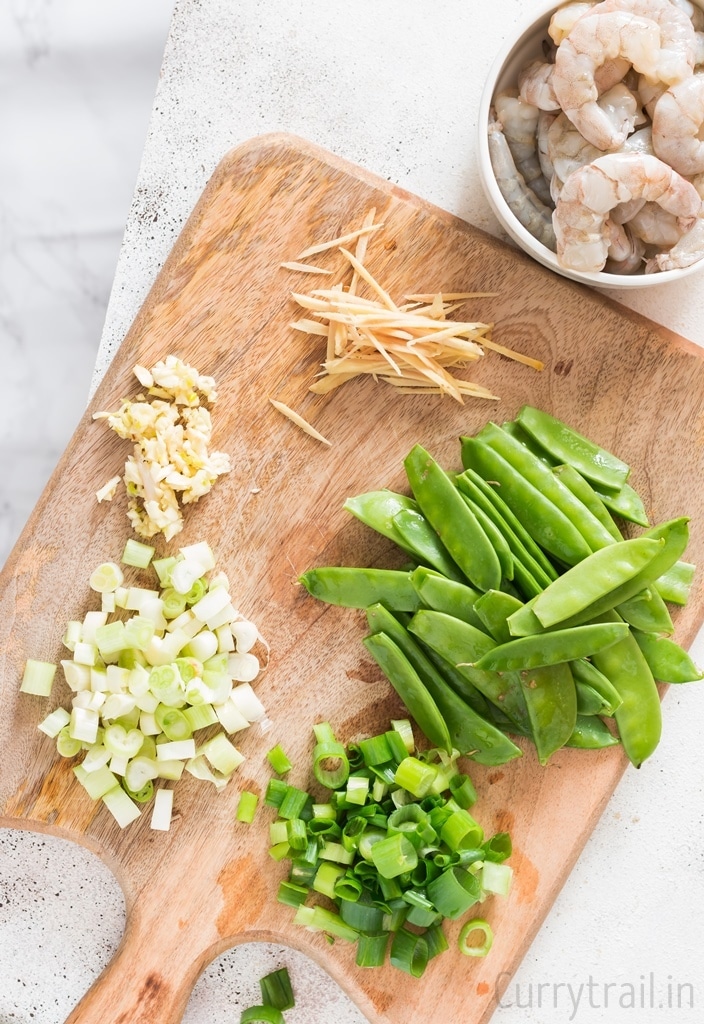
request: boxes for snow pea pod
[298,567,422,612]
[477,422,617,552]
[457,493,514,582]
[407,610,532,734]
[507,518,690,636]
[552,463,622,542]
[474,622,630,672]
[654,560,696,606]
[631,631,704,684]
[518,663,577,764]
[365,604,522,765]
[594,480,650,527]
[392,508,465,583]
[570,658,622,716]
[616,586,674,635]
[474,590,523,645]
[455,472,547,598]
[590,611,661,767]
[456,467,558,582]
[516,405,630,493]
[461,437,592,566]
[575,681,611,716]
[344,490,419,553]
[409,567,484,630]
[363,631,452,753]
[531,536,665,628]
[565,715,621,750]
[404,444,502,593]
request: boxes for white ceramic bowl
[477,0,704,289]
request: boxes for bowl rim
[477,0,704,289]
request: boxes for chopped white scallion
[150,788,174,831]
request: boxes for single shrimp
[494,91,554,206]
[627,200,684,245]
[671,0,704,33]
[645,215,704,270]
[605,224,646,271]
[548,2,597,45]
[488,120,557,250]
[518,59,561,110]
[595,0,697,84]
[652,74,704,175]
[553,151,701,271]
[553,1,696,150]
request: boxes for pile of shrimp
[488,0,704,274]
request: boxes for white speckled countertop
[3,1,704,1022]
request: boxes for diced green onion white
[20,541,267,831]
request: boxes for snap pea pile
[299,406,702,768]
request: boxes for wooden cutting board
[2,134,704,1024]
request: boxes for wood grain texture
[2,133,704,1024]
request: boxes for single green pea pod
[519,663,577,764]
[654,560,696,606]
[365,604,522,765]
[616,586,674,635]
[363,631,452,753]
[461,437,593,566]
[531,536,666,628]
[407,609,532,735]
[404,445,502,593]
[474,590,524,645]
[474,622,630,672]
[516,405,630,494]
[551,463,622,542]
[298,567,422,611]
[343,490,419,553]
[575,681,611,716]
[594,481,650,528]
[457,492,514,582]
[409,566,485,630]
[508,518,690,636]
[456,467,558,583]
[591,611,662,767]
[477,421,617,553]
[565,715,621,750]
[392,508,465,583]
[631,630,704,684]
[501,419,556,465]
[570,658,623,716]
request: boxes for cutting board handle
[64,910,201,1024]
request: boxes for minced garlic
[93,355,231,541]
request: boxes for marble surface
[3,1,704,1022]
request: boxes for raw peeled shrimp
[552,0,696,150]
[645,214,704,269]
[605,224,646,271]
[494,91,554,206]
[652,74,704,174]
[488,120,557,250]
[553,151,702,271]
[627,200,683,244]
[548,1,597,44]
[547,85,640,182]
[595,0,697,84]
[518,60,561,110]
